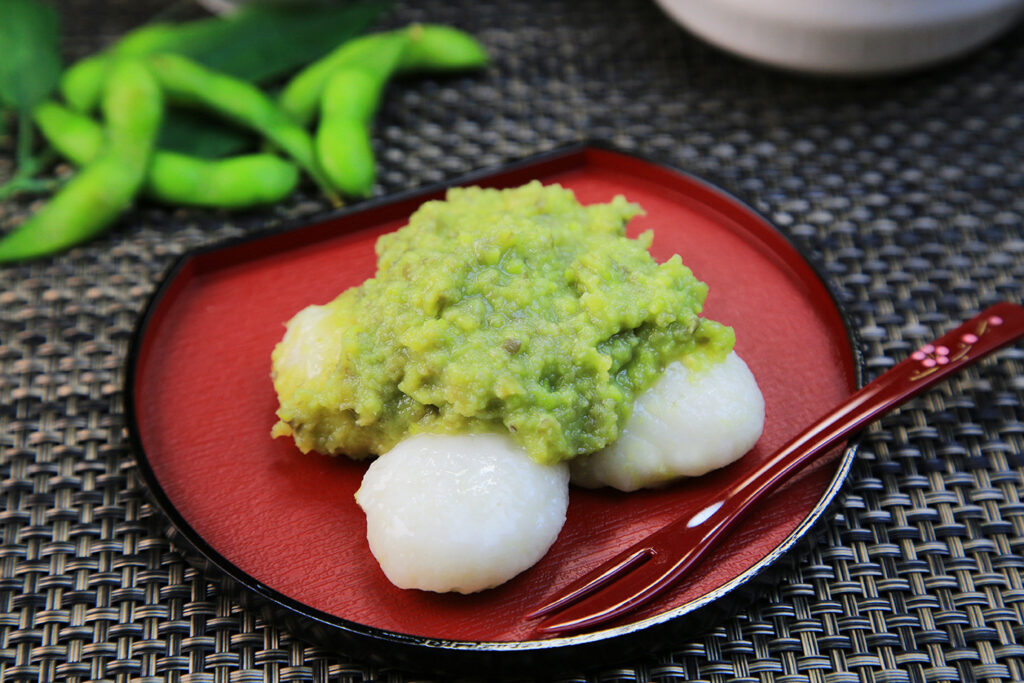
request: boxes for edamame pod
[280,25,488,126]
[312,35,410,197]
[0,59,162,262]
[33,100,105,163]
[293,23,489,197]
[279,29,410,126]
[147,52,338,203]
[103,61,163,165]
[116,21,204,53]
[59,23,186,112]
[396,24,489,74]
[315,57,399,197]
[0,155,142,263]
[320,66,389,124]
[59,54,110,113]
[317,108,376,198]
[147,152,299,208]
[34,100,300,208]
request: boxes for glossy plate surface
[127,146,861,672]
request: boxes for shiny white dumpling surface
[570,351,765,492]
[271,304,336,399]
[355,433,570,594]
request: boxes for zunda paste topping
[271,181,734,464]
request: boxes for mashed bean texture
[272,181,733,464]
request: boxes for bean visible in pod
[60,23,196,112]
[314,36,407,197]
[34,100,299,208]
[279,29,410,127]
[280,24,488,127]
[147,52,338,203]
[395,23,489,74]
[0,59,162,262]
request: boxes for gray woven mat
[2,0,1023,680]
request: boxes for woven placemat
[2,0,1023,680]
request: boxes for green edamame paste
[271,181,734,465]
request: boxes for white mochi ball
[271,304,337,398]
[355,433,570,594]
[570,351,765,492]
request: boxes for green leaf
[0,0,61,113]
[157,108,258,158]
[176,1,389,84]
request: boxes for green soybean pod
[59,23,183,113]
[0,58,162,262]
[0,154,142,262]
[103,60,163,166]
[321,65,389,124]
[59,54,110,113]
[147,151,299,208]
[147,52,338,203]
[113,22,184,54]
[278,29,410,127]
[396,23,489,74]
[33,99,105,164]
[315,66,392,197]
[35,101,299,208]
[316,115,375,198]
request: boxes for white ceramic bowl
[652,0,1024,75]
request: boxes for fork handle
[531,302,1024,634]
[730,301,1024,520]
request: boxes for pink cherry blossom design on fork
[909,314,1004,381]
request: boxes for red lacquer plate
[126,145,862,675]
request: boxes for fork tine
[529,505,731,635]
[526,546,654,620]
[532,541,702,636]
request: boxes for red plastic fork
[528,301,1024,636]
